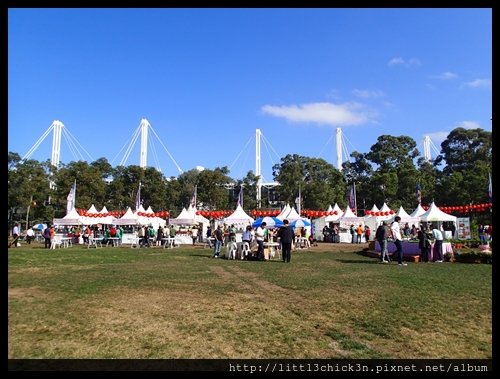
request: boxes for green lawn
[8,243,492,359]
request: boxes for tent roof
[370,204,380,212]
[63,208,81,219]
[419,202,457,223]
[87,204,98,214]
[379,202,392,212]
[224,205,254,224]
[170,207,209,225]
[276,204,291,219]
[324,203,342,222]
[395,206,420,224]
[410,203,427,218]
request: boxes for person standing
[9,223,20,247]
[277,219,295,263]
[376,221,390,263]
[431,223,444,262]
[356,224,364,243]
[391,216,407,266]
[350,224,356,243]
[26,227,35,244]
[212,224,224,258]
[418,224,432,263]
[255,222,266,261]
[364,225,371,242]
[43,225,52,248]
[191,226,198,245]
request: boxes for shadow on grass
[335,258,382,264]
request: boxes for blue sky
[8,8,492,182]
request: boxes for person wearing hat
[376,221,390,263]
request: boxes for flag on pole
[488,172,492,203]
[135,182,142,211]
[348,183,357,215]
[416,180,422,204]
[236,186,244,208]
[190,185,197,208]
[66,180,76,214]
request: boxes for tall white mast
[423,135,431,162]
[256,128,262,208]
[139,118,150,168]
[50,120,64,169]
[336,127,342,171]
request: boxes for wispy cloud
[430,71,458,80]
[462,78,492,89]
[454,120,480,129]
[352,89,384,99]
[388,57,404,66]
[261,102,373,126]
[388,57,421,67]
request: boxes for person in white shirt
[390,216,407,266]
[431,224,444,262]
[255,222,266,261]
[26,227,35,244]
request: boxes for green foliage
[8,127,491,225]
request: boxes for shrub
[454,249,492,264]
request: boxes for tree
[273,154,345,210]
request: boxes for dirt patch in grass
[8,287,48,301]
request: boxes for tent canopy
[224,205,254,225]
[419,202,457,223]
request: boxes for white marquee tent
[223,205,254,225]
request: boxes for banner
[190,185,197,208]
[457,217,471,240]
[348,183,357,215]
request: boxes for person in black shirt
[277,219,295,263]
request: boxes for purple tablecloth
[375,241,453,261]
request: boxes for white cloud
[261,102,372,126]
[454,120,480,129]
[463,79,492,89]
[388,57,404,66]
[430,71,458,80]
[352,89,384,99]
[388,57,421,67]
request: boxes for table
[87,237,103,248]
[264,242,281,260]
[375,241,453,261]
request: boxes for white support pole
[336,127,342,171]
[140,118,150,168]
[256,128,262,208]
[51,120,64,169]
[423,135,431,162]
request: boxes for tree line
[8,127,492,227]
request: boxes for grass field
[8,242,492,359]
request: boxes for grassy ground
[8,242,492,359]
